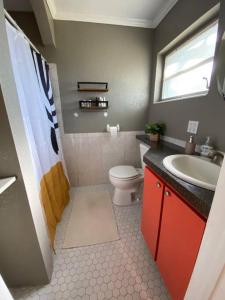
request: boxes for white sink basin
[163,154,221,191]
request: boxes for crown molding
[54,12,153,28]
[152,0,178,27]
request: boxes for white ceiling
[46,0,178,28]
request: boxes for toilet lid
[109,165,139,179]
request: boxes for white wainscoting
[61,131,143,186]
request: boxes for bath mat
[63,190,119,248]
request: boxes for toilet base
[113,183,143,206]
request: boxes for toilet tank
[140,143,150,170]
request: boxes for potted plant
[145,122,166,142]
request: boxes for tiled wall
[61,132,143,186]
[50,64,143,186]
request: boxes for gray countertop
[137,135,214,219]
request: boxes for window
[161,21,218,101]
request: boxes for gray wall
[8,14,153,134]
[0,88,50,286]
[10,1,225,148]
[148,0,225,150]
[40,21,153,133]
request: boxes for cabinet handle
[165,191,171,197]
[156,181,161,188]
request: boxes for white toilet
[109,143,150,206]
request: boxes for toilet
[109,143,150,206]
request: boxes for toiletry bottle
[185,135,196,155]
[200,136,214,157]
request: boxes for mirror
[217,31,225,100]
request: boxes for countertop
[137,135,214,219]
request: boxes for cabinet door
[141,167,164,259]
[157,188,206,300]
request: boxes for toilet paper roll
[109,126,118,136]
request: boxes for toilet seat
[109,165,141,180]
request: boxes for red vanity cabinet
[141,167,206,300]
[156,187,206,300]
[141,167,164,259]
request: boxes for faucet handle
[208,150,215,158]
[210,151,224,166]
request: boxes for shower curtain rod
[4,9,46,61]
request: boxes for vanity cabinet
[141,167,206,300]
[141,167,164,259]
[157,187,205,300]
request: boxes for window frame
[159,18,219,103]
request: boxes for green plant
[145,123,166,135]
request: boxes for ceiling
[46,0,178,28]
[4,0,178,28]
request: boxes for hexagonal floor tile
[11,184,170,300]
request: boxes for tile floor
[11,184,170,300]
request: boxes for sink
[163,154,221,191]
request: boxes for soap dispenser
[185,135,196,155]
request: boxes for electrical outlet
[187,121,199,134]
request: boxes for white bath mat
[63,190,119,248]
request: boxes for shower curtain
[6,20,70,245]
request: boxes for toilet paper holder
[106,124,120,133]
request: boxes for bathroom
[0,0,225,299]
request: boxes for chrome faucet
[208,151,224,166]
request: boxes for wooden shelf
[78,88,109,92]
[80,107,108,111]
[77,82,108,92]
[79,100,108,110]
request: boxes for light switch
[187,121,199,134]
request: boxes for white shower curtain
[6,20,70,245]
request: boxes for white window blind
[161,21,218,101]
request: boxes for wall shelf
[79,100,108,111]
[0,176,16,194]
[78,89,109,92]
[77,82,108,92]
